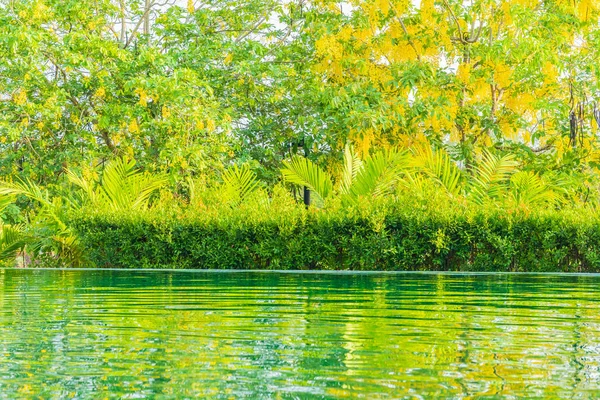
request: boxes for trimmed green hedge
[71,202,600,272]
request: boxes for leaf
[410,145,463,197]
[0,223,29,263]
[221,164,259,205]
[509,171,559,207]
[340,144,363,195]
[281,156,334,205]
[469,150,519,205]
[68,157,167,211]
[345,148,409,203]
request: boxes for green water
[1,270,599,398]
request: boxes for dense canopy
[1,0,599,182]
[2,0,600,267]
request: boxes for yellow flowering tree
[307,0,600,169]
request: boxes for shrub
[70,195,600,272]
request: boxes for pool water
[0,269,599,398]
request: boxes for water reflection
[0,270,599,398]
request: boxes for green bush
[70,195,600,272]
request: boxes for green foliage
[508,171,560,208]
[221,164,260,206]
[340,145,363,195]
[0,223,29,263]
[2,0,600,271]
[71,194,600,272]
[410,145,463,197]
[469,150,519,205]
[67,157,167,211]
[0,179,83,266]
[345,148,408,203]
[281,156,334,204]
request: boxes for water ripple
[0,269,599,398]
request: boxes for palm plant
[344,148,409,203]
[0,180,83,266]
[67,157,167,211]
[221,164,260,206]
[0,223,29,263]
[0,194,28,263]
[408,145,463,197]
[281,145,409,206]
[0,157,167,266]
[467,150,519,205]
[281,155,334,205]
[508,171,561,208]
[280,142,578,212]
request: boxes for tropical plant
[0,194,28,263]
[340,144,363,195]
[281,145,409,206]
[344,148,409,203]
[281,142,580,211]
[281,156,334,205]
[221,164,260,206]
[508,171,561,209]
[408,145,464,197]
[0,180,83,266]
[0,223,29,264]
[468,150,519,205]
[67,158,167,211]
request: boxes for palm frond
[49,234,86,267]
[340,144,363,195]
[411,145,463,196]
[345,148,409,202]
[0,194,15,215]
[222,164,259,205]
[0,223,29,263]
[469,150,519,204]
[0,179,51,207]
[66,168,97,205]
[0,178,87,266]
[68,157,167,211]
[281,156,334,205]
[509,171,559,207]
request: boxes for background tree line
[1,0,600,187]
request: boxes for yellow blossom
[13,90,27,106]
[206,119,216,132]
[128,119,140,133]
[94,87,106,99]
[134,88,149,107]
[494,63,512,88]
[457,63,471,84]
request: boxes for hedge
[70,202,600,272]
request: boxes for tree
[306,0,600,168]
[0,0,304,182]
